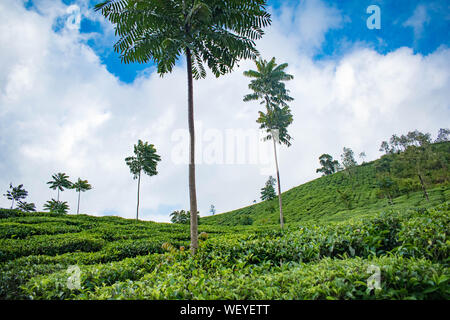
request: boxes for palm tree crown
[47,173,72,192]
[257,104,293,146]
[95,0,271,78]
[125,140,161,178]
[72,178,92,193]
[243,57,294,107]
[3,183,28,209]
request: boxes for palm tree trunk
[77,191,81,214]
[186,48,198,255]
[11,199,14,209]
[136,171,141,220]
[57,189,60,202]
[272,137,284,229]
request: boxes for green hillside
[0,142,448,300]
[201,141,450,226]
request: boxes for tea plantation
[201,142,450,226]
[0,202,448,300]
[0,142,449,300]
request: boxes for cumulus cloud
[0,0,449,221]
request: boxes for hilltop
[201,141,450,226]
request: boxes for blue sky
[25,0,450,83]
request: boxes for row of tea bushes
[0,233,105,262]
[0,222,82,239]
[47,255,448,300]
[197,207,449,270]
[2,203,448,299]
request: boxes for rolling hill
[201,141,450,226]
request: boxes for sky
[0,0,449,222]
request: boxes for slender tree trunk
[418,173,429,201]
[57,189,60,202]
[136,171,141,220]
[186,48,198,254]
[272,137,284,229]
[11,199,14,209]
[77,191,81,214]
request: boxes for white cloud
[0,0,449,222]
[403,4,430,40]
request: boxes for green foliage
[376,177,399,205]
[71,178,92,193]
[202,142,449,226]
[125,140,161,179]
[0,233,105,262]
[170,210,199,225]
[71,178,92,214]
[1,145,448,301]
[125,139,161,220]
[260,176,276,201]
[244,57,294,146]
[3,183,28,209]
[55,255,446,300]
[316,154,340,176]
[435,128,449,143]
[47,173,72,201]
[170,210,189,224]
[378,130,450,202]
[341,147,357,171]
[394,204,449,262]
[43,199,69,214]
[0,203,448,300]
[17,201,36,212]
[243,57,294,107]
[94,0,271,77]
[257,105,293,146]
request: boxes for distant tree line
[3,173,92,215]
[314,128,448,208]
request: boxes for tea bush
[65,255,448,300]
[0,233,105,262]
[1,202,448,300]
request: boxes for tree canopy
[316,154,340,176]
[3,184,28,209]
[95,0,271,78]
[260,176,276,201]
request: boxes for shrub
[0,233,105,262]
[72,255,448,300]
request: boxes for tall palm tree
[257,104,293,229]
[125,140,161,220]
[244,57,294,229]
[71,178,92,214]
[3,183,28,209]
[95,0,271,254]
[46,173,72,202]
